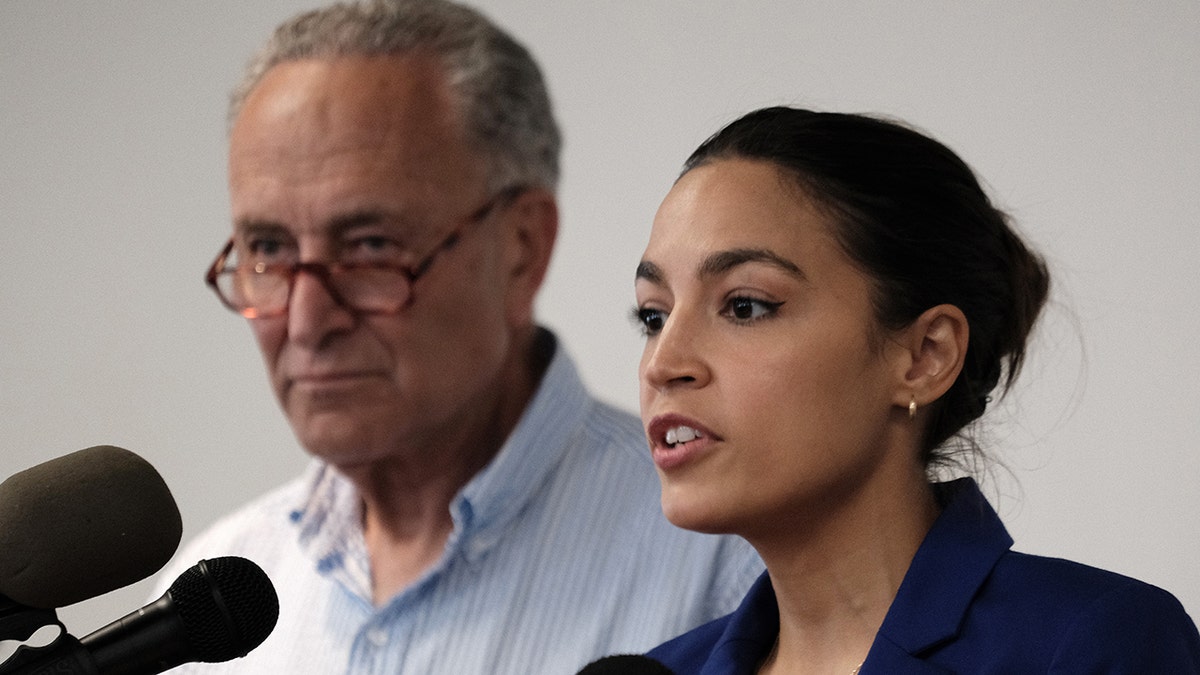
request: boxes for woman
[631,107,1200,673]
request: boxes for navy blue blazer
[647,478,1200,674]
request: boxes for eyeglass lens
[215,264,411,317]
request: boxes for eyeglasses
[205,186,525,318]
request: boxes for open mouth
[664,425,704,447]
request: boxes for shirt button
[366,628,388,647]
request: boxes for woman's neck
[752,466,940,674]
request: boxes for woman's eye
[632,306,667,336]
[723,296,782,323]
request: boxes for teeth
[665,425,702,446]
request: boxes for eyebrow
[635,260,665,284]
[700,248,804,279]
[635,247,805,285]
[234,208,415,240]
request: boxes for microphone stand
[0,595,99,674]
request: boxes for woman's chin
[659,484,741,535]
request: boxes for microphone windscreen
[169,557,279,662]
[0,445,183,608]
[80,556,279,673]
[577,654,677,674]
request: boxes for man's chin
[289,416,377,464]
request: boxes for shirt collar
[288,461,372,600]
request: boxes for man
[155,1,760,672]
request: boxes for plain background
[2,0,1197,638]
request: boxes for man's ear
[894,304,969,411]
[500,187,558,327]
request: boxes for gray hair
[229,0,561,192]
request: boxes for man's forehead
[232,55,465,148]
[228,53,488,217]
[227,161,467,242]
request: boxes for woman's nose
[640,310,710,392]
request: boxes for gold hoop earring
[908,398,918,419]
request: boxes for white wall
[3,0,1197,637]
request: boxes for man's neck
[345,326,554,605]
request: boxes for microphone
[0,445,182,609]
[577,654,677,674]
[79,556,280,675]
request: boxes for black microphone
[0,446,182,609]
[577,654,677,674]
[79,556,279,675]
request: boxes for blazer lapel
[867,479,1013,665]
[860,636,956,673]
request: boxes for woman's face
[635,158,911,538]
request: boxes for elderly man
[155,1,760,672]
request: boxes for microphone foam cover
[0,445,183,608]
[169,556,279,662]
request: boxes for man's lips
[287,370,383,388]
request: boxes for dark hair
[684,106,1050,467]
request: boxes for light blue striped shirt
[154,335,762,674]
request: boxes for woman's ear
[895,304,969,410]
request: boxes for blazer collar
[691,478,1012,674]
[867,477,1013,665]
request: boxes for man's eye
[633,306,667,336]
[245,238,292,262]
[723,296,782,323]
[357,236,391,251]
[346,236,403,262]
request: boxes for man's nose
[285,267,356,346]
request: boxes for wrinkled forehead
[229,55,481,183]
[227,56,490,236]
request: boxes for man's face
[227,55,522,468]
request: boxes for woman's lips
[646,414,719,471]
